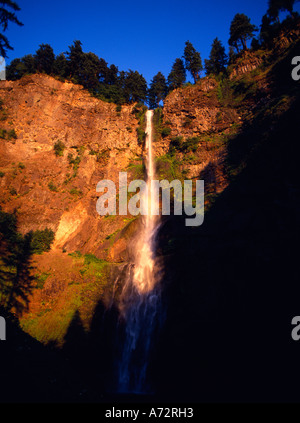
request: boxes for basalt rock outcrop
[0,74,141,259]
[229,50,264,79]
[155,77,240,191]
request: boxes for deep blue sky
[5,0,300,84]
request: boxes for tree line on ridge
[1,0,299,107]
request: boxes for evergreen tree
[251,37,261,50]
[107,64,119,85]
[66,42,108,90]
[6,54,35,80]
[80,52,102,91]
[229,13,257,53]
[124,70,147,103]
[66,40,84,82]
[228,46,236,65]
[22,54,36,74]
[183,41,203,83]
[6,57,21,79]
[148,71,168,109]
[204,38,228,75]
[267,0,283,22]
[35,44,55,74]
[0,0,23,57]
[267,0,297,22]
[168,58,186,90]
[52,53,68,78]
[259,13,279,45]
[98,57,109,83]
[283,0,298,15]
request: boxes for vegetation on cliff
[7,40,148,105]
[5,0,300,109]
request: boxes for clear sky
[4,0,300,84]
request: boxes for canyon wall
[0,74,141,259]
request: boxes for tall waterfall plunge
[116,110,163,394]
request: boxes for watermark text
[96,172,204,227]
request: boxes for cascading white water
[117,110,162,393]
[131,109,159,294]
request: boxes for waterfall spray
[117,110,162,393]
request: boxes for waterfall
[131,109,159,294]
[116,110,162,394]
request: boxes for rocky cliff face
[0,73,238,343]
[229,50,264,79]
[0,74,141,259]
[155,77,240,192]
[273,20,300,51]
[0,73,240,263]
[0,54,274,344]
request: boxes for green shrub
[152,108,164,141]
[30,228,55,254]
[9,187,17,195]
[96,149,110,165]
[155,154,182,180]
[84,254,105,265]
[48,181,58,192]
[169,135,199,154]
[0,128,15,139]
[68,152,81,176]
[137,127,146,144]
[0,129,7,139]
[153,107,164,126]
[69,187,83,196]
[132,104,147,144]
[35,272,50,289]
[68,250,82,258]
[7,129,17,140]
[18,162,25,169]
[67,152,73,163]
[169,136,184,154]
[0,171,5,177]
[182,136,200,153]
[54,140,65,156]
[160,127,171,138]
[127,162,145,179]
[132,104,147,124]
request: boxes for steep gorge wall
[0,74,237,341]
[154,77,240,193]
[0,68,267,259]
[0,74,141,259]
